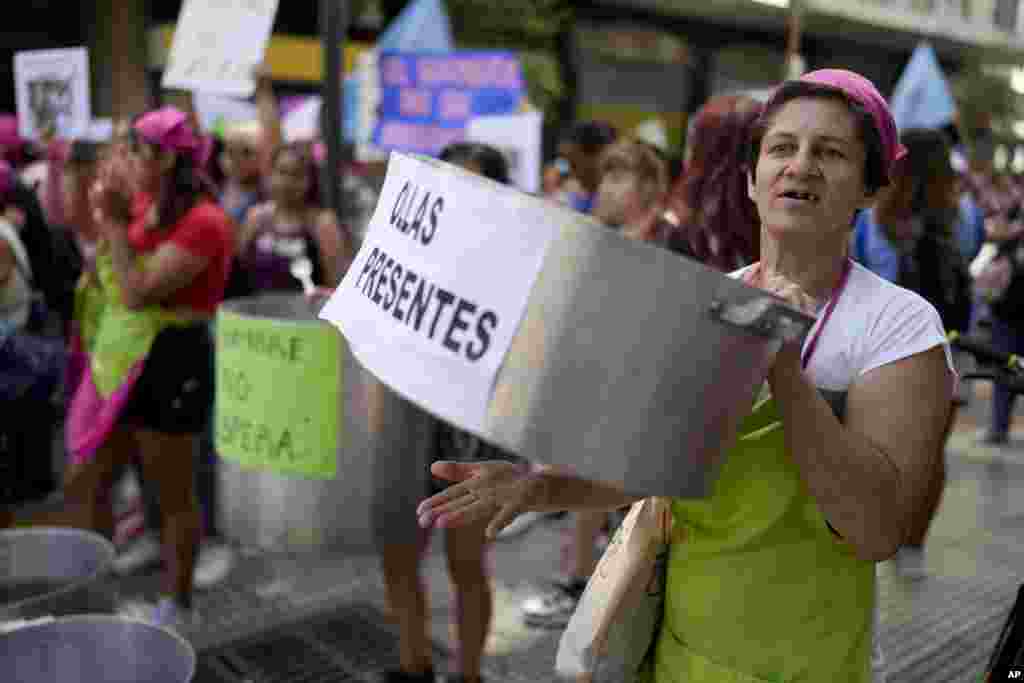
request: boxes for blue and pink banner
[373,50,525,157]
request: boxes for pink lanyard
[800,258,853,370]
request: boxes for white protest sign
[162,0,280,97]
[465,111,543,195]
[84,119,114,142]
[14,48,91,140]
[193,93,260,134]
[282,96,322,143]
[319,152,556,434]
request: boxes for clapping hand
[90,151,138,231]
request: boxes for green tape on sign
[214,309,341,478]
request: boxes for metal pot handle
[707,297,813,345]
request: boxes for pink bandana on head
[0,160,12,199]
[767,69,908,183]
[133,106,202,163]
[0,115,22,148]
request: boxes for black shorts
[429,422,522,495]
[122,323,214,435]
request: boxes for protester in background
[557,120,617,214]
[852,128,970,579]
[664,94,764,270]
[518,137,686,629]
[592,138,670,242]
[219,120,266,227]
[377,141,515,683]
[0,114,28,169]
[541,157,570,200]
[960,129,1024,445]
[0,215,33,332]
[420,69,955,681]
[2,107,234,632]
[229,141,353,296]
[0,157,69,335]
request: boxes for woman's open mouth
[778,190,820,203]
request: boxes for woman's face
[220,136,261,182]
[62,163,99,238]
[749,97,874,240]
[129,139,171,193]
[269,150,310,206]
[593,163,644,228]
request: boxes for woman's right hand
[417,460,549,539]
[90,153,137,228]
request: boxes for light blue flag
[377,0,454,53]
[890,42,957,131]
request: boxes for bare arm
[106,230,209,311]
[768,343,953,561]
[254,66,283,160]
[312,210,345,287]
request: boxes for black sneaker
[521,577,588,629]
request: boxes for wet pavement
[102,381,1024,682]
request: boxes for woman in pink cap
[2,106,233,631]
[415,70,956,680]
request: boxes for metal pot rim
[0,614,197,681]
[0,527,116,613]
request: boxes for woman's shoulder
[847,260,939,316]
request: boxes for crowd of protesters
[0,57,1020,682]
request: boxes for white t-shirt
[731,259,955,683]
[732,260,955,389]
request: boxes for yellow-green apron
[646,391,875,682]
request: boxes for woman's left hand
[741,262,821,317]
[742,263,819,376]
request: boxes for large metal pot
[0,528,116,623]
[486,216,814,497]
[0,615,196,683]
[214,293,403,553]
[329,154,817,500]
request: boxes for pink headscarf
[0,115,22,148]
[0,159,13,200]
[766,69,908,182]
[133,106,203,164]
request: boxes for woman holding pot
[416,70,955,681]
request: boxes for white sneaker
[193,542,236,589]
[894,546,928,580]
[112,533,162,575]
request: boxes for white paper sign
[319,152,556,434]
[84,119,114,142]
[282,96,322,143]
[464,111,543,195]
[162,0,280,97]
[14,48,91,140]
[193,93,259,133]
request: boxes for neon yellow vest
[647,392,876,682]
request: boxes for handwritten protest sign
[162,0,279,97]
[318,152,554,434]
[193,93,259,137]
[215,308,341,478]
[14,48,91,140]
[373,51,524,157]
